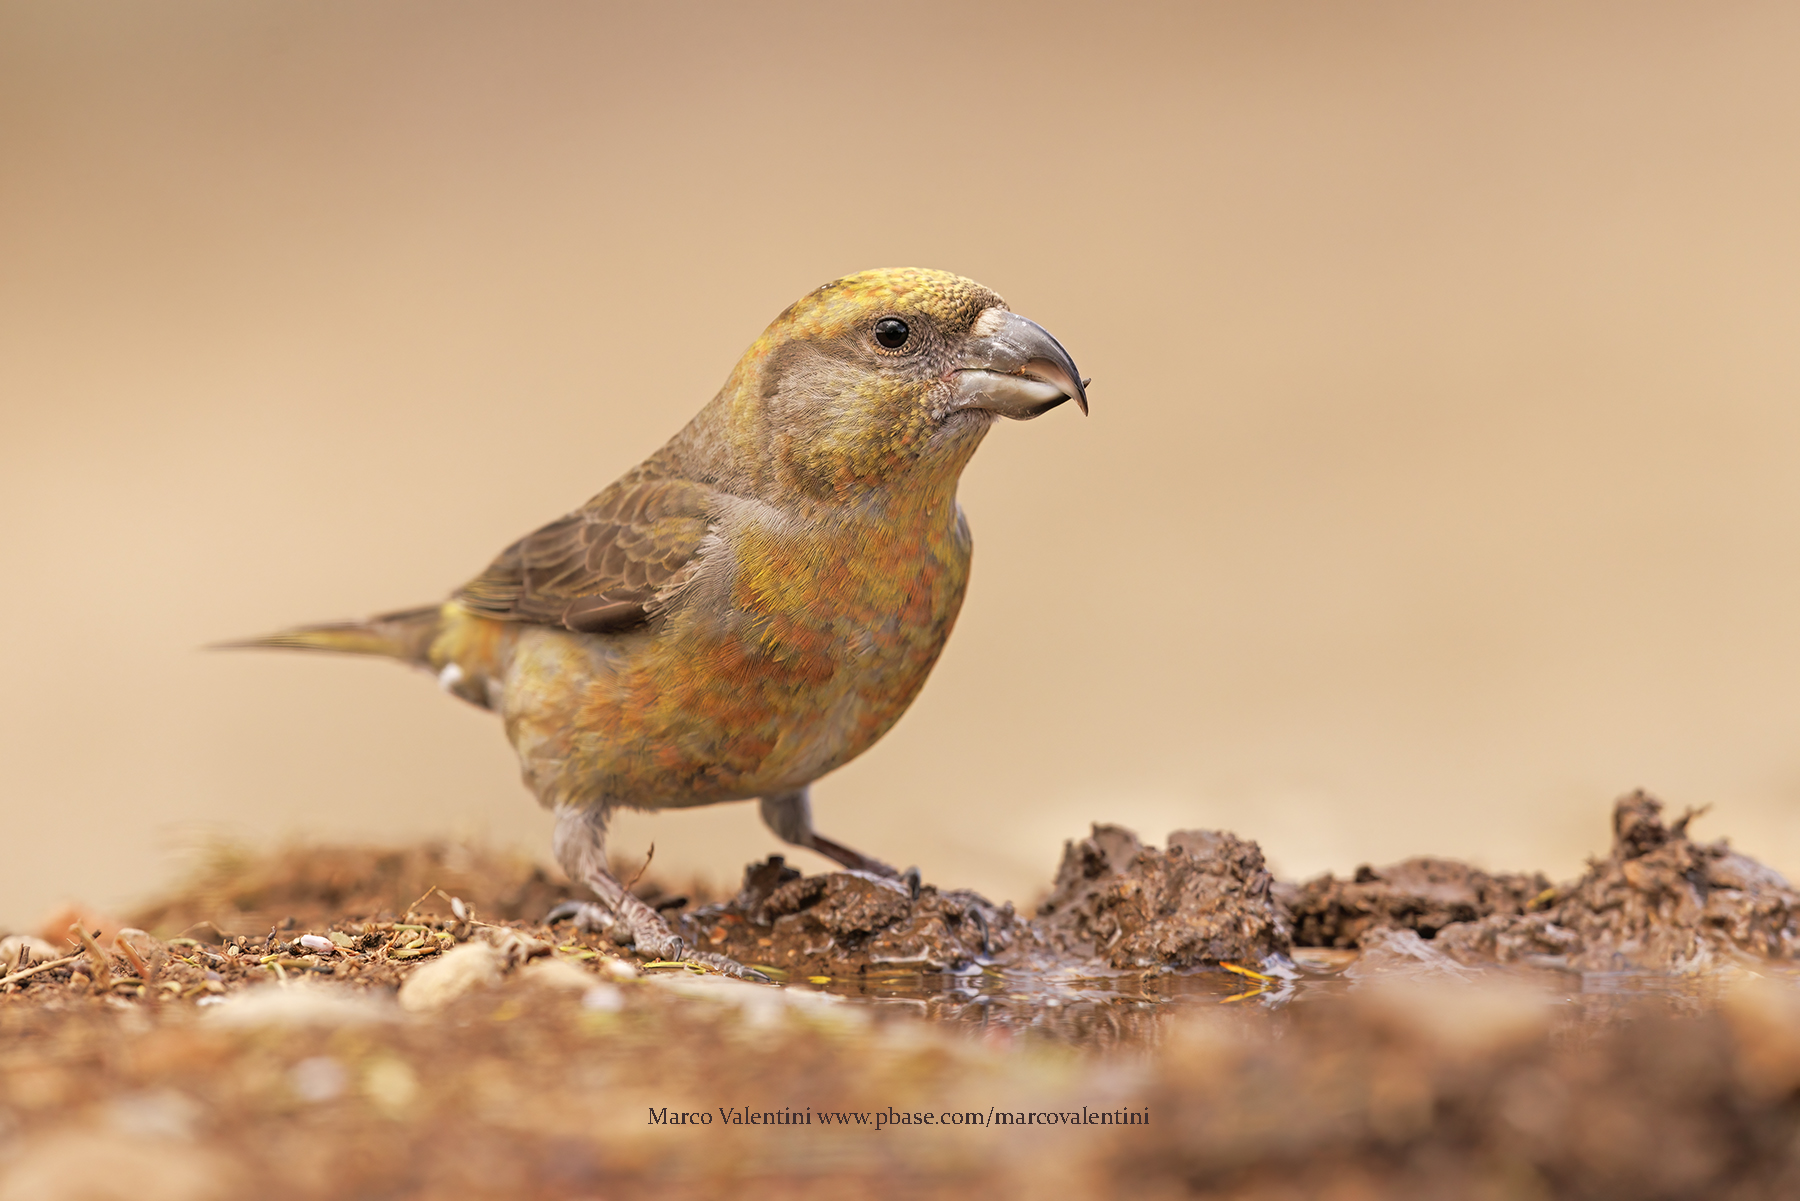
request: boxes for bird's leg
[548,804,681,955]
[759,790,921,898]
[548,804,761,978]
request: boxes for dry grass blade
[401,883,441,922]
[113,928,154,981]
[69,923,113,993]
[623,844,655,893]
[0,952,83,988]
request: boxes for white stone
[397,942,503,1013]
[519,956,598,992]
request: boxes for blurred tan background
[3,1,1798,928]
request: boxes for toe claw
[547,900,616,934]
[687,951,770,981]
[545,900,586,924]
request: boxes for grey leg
[549,805,761,977]
[759,789,917,892]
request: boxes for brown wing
[454,470,717,634]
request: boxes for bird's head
[698,268,1086,503]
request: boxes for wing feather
[454,468,716,633]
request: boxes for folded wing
[455,465,717,634]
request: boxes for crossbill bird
[234,268,1087,973]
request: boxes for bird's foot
[546,899,685,958]
[546,898,767,979]
[686,951,771,982]
[545,900,632,943]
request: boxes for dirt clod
[759,871,914,937]
[1436,791,1800,971]
[1032,824,1292,969]
[685,859,1018,975]
[1285,856,1551,947]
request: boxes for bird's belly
[495,502,973,811]
[498,601,955,812]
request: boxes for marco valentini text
[649,1106,1151,1129]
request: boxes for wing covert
[454,472,716,633]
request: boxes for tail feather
[215,605,442,666]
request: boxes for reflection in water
[782,950,1790,1051]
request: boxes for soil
[5,790,1800,1199]
[1433,791,1800,971]
[679,856,1019,978]
[1027,824,1290,970]
[1282,856,1551,947]
[1116,974,1800,1201]
[125,841,620,940]
[674,793,1800,981]
[685,823,1289,981]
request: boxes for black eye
[873,316,910,350]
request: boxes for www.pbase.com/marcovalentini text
[648,1105,1150,1129]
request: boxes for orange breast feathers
[485,498,973,810]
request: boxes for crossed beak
[950,308,1089,420]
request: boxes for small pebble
[397,943,503,1013]
[298,935,335,954]
[520,957,598,992]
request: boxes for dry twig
[0,953,82,989]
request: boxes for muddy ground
[5,791,1800,1199]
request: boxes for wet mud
[1282,856,1551,947]
[1028,824,1289,970]
[8,790,1800,1199]
[679,857,1019,978]
[683,822,1289,982]
[1279,791,1800,977]
[109,790,1800,986]
[668,790,1800,983]
[1434,791,1800,971]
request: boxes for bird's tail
[214,605,442,667]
